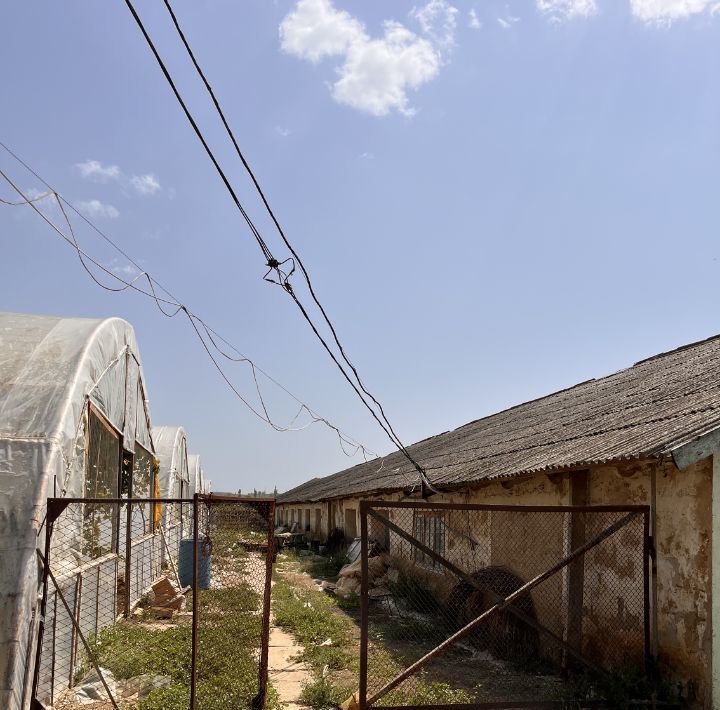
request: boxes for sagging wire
[197,319,375,460]
[127,0,437,495]
[0,167,377,461]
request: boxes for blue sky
[2,0,720,493]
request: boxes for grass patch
[91,552,279,710]
[272,576,358,673]
[281,548,347,579]
[274,555,478,708]
[300,669,352,709]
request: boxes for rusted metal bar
[69,574,81,685]
[366,507,606,678]
[30,517,53,704]
[190,494,199,710]
[643,509,651,673]
[366,510,637,706]
[372,703,681,710]
[359,502,370,710]
[364,500,650,514]
[198,493,276,504]
[649,462,659,661]
[373,702,611,709]
[124,498,133,618]
[254,499,275,709]
[48,496,193,505]
[95,565,100,637]
[35,550,119,710]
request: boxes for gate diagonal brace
[364,507,638,706]
[35,549,120,710]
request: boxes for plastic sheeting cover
[153,425,189,500]
[0,312,154,710]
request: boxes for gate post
[190,493,199,710]
[254,498,275,710]
[30,513,53,705]
[359,501,369,710]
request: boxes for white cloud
[279,0,364,62]
[129,174,161,195]
[111,263,140,277]
[275,126,293,137]
[497,14,521,28]
[537,0,598,21]
[75,159,162,196]
[468,9,482,28]
[359,151,375,159]
[332,22,440,116]
[280,0,446,117]
[75,160,121,182]
[76,199,119,219]
[410,0,459,53]
[630,0,719,24]
[21,187,61,218]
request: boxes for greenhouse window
[83,406,120,558]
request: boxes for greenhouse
[0,312,159,710]
[188,453,210,496]
[153,425,191,561]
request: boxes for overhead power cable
[124,0,436,494]
[0,155,376,461]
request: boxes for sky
[2,0,720,494]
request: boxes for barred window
[413,513,446,569]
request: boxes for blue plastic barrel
[178,533,212,589]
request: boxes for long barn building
[277,334,720,708]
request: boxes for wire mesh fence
[193,498,274,709]
[358,501,650,709]
[32,495,274,709]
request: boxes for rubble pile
[332,553,398,599]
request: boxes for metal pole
[30,514,53,704]
[650,462,659,661]
[643,508,651,674]
[359,501,369,710]
[190,494,199,710]
[254,499,275,709]
[124,493,133,618]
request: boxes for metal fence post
[190,494,199,710]
[254,499,275,709]
[359,500,369,710]
[30,512,53,704]
[643,508,652,674]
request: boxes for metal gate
[358,501,651,709]
[32,494,274,709]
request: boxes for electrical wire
[0,163,377,461]
[125,0,436,493]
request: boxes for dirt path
[268,618,312,709]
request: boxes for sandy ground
[267,571,313,710]
[267,617,312,710]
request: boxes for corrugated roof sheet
[278,334,720,503]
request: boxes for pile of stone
[59,667,171,706]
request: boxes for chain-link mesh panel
[360,502,649,708]
[194,498,274,710]
[34,499,195,709]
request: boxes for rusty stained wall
[589,458,711,706]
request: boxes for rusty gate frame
[31,494,275,710]
[358,500,653,710]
